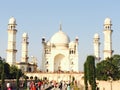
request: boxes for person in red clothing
[30,81,34,90]
[7,87,11,90]
[38,81,42,89]
[31,83,36,90]
[30,81,37,90]
[6,83,11,90]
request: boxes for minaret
[75,36,79,72]
[41,37,46,71]
[21,33,29,63]
[6,17,17,65]
[93,33,100,62]
[75,36,79,54]
[103,18,113,60]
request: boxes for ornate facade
[41,24,79,72]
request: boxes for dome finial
[59,23,62,31]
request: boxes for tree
[4,62,10,79]
[16,69,22,90]
[112,54,120,68]
[84,62,88,90]
[1,62,5,90]
[0,57,3,79]
[96,56,120,80]
[23,75,28,89]
[9,65,18,79]
[0,57,25,89]
[0,57,5,90]
[9,65,24,79]
[96,60,108,80]
[87,56,96,90]
[84,55,96,90]
[0,57,11,79]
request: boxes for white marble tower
[6,17,17,65]
[93,33,100,62]
[103,18,113,60]
[21,33,29,63]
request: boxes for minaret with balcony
[6,17,17,65]
[103,18,113,60]
[21,33,29,63]
[93,33,100,62]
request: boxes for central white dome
[50,30,70,44]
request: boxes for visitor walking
[67,84,71,90]
[6,83,12,90]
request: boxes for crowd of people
[27,80,80,90]
[5,79,81,90]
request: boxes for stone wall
[25,72,84,82]
[97,80,120,90]
[25,72,120,90]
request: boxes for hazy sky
[0,0,120,71]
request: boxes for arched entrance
[54,54,65,72]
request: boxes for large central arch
[54,54,65,72]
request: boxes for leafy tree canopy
[96,54,120,80]
[84,55,96,90]
[0,56,24,79]
[9,65,24,79]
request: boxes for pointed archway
[54,54,65,72]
